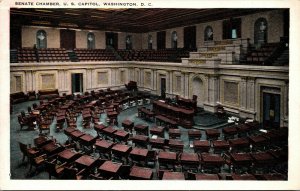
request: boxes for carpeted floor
[10,100,232,179]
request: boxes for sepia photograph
[1,0,300,190]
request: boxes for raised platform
[193,111,229,130]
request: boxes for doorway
[71,73,83,94]
[106,32,118,49]
[263,92,280,128]
[60,29,76,50]
[184,26,196,50]
[160,78,166,99]
[157,31,166,50]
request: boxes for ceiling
[10,8,273,33]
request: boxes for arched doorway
[192,77,204,107]
[254,18,268,47]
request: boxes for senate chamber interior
[9,8,289,181]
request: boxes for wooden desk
[169,139,184,151]
[42,142,64,156]
[251,152,275,166]
[111,144,132,157]
[230,153,253,171]
[102,126,117,138]
[155,115,178,129]
[180,153,199,165]
[162,171,185,180]
[64,127,76,137]
[229,137,250,150]
[129,148,149,162]
[188,130,202,140]
[57,149,80,162]
[113,130,129,142]
[149,137,165,149]
[94,124,106,136]
[69,130,85,141]
[129,166,153,180]
[231,173,256,180]
[193,140,210,152]
[75,155,97,169]
[222,126,238,138]
[122,119,134,133]
[150,126,165,137]
[248,135,268,148]
[212,140,230,153]
[205,129,220,140]
[158,151,177,164]
[34,136,53,148]
[134,124,149,136]
[79,134,96,147]
[99,160,122,177]
[195,173,219,180]
[138,107,155,121]
[131,135,149,147]
[169,128,181,139]
[94,139,113,152]
[201,154,224,166]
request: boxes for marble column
[240,77,247,110]
[184,72,189,98]
[204,74,209,104]
[25,71,32,92]
[209,74,220,105]
[169,70,173,95]
[246,77,255,111]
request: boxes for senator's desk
[188,130,202,140]
[195,173,220,180]
[222,126,238,139]
[64,127,76,137]
[122,119,134,133]
[230,153,253,172]
[228,137,250,152]
[111,144,132,159]
[94,124,106,137]
[149,137,165,149]
[113,130,129,142]
[251,152,275,170]
[201,153,224,173]
[131,135,149,147]
[180,153,200,170]
[129,166,153,180]
[231,173,257,180]
[248,135,268,150]
[169,128,181,139]
[94,139,114,158]
[158,151,177,167]
[75,155,97,170]
[134,124,149,136]
[153,100,194,128]
[41,141,64,156]
[98,160,122,178]
[57,149,81,163]
[193,140,210,153]
[162,171,185,180]
[138,107,155,121]
[102,126,117,139]
[69,130,85,141]
[205,129,220,140]
[150,126,165,137]
[79,134,96,148]
[34,136,53,148]
[129,148,149,163]
[212,140,230,153]
[168,139,184,152]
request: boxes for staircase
[107,46,123,60]
[67,50,79,62]
[10,49,18,63]
[273,48,289,66]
